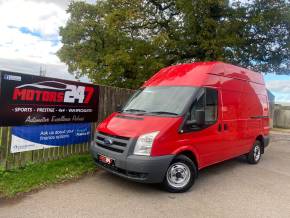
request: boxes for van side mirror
[195,110,205,126]
[186,110,205,127]
[116,104,122,112]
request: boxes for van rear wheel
[247,140,262,164]
[162,155,197,193]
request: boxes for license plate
[98,154,114,165]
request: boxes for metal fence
[0,85,134,170]
[273,105,290,129]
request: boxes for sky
[0,0,289,104]
[264,74,290,105]
[0,0,93,81]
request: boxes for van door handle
[224,124,228,131]
[218,124,222,132]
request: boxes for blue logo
[104,138,113,145]
[4,74,21,81]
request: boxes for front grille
[99,131,130,141]
[95,131,130,153]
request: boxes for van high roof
[143,62,265,87]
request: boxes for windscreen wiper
[149,111,178,116]
[123,109,147,114]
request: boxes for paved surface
[1,132,290,218]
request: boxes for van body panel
[91,61,270,183]
[143,63,214,87]
[97,112,182,138]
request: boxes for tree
[58,0,290,89]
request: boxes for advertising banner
[0,71,99,126]
[11,123,91,153]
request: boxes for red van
[91,62,270,192]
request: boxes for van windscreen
[122,86,198,116]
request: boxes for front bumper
[90,141,174,184]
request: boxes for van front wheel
[162,155,197,193]
[247,140,262,164]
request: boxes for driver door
[182,88,230,168]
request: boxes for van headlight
[133,131,159,156]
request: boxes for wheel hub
[176,172,183,178]
[166,162,191,189]
[253,145,261,162]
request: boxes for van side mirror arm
[186,120,196,125]
[185,110,205,127]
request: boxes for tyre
[162,155,197,193]
[247,140,262,164]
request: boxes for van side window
[190,91,205,121]
[205,88,218,123]
[189,88,218,127]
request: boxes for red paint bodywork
[97,62,269,170]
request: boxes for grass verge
[0,154,96,198]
